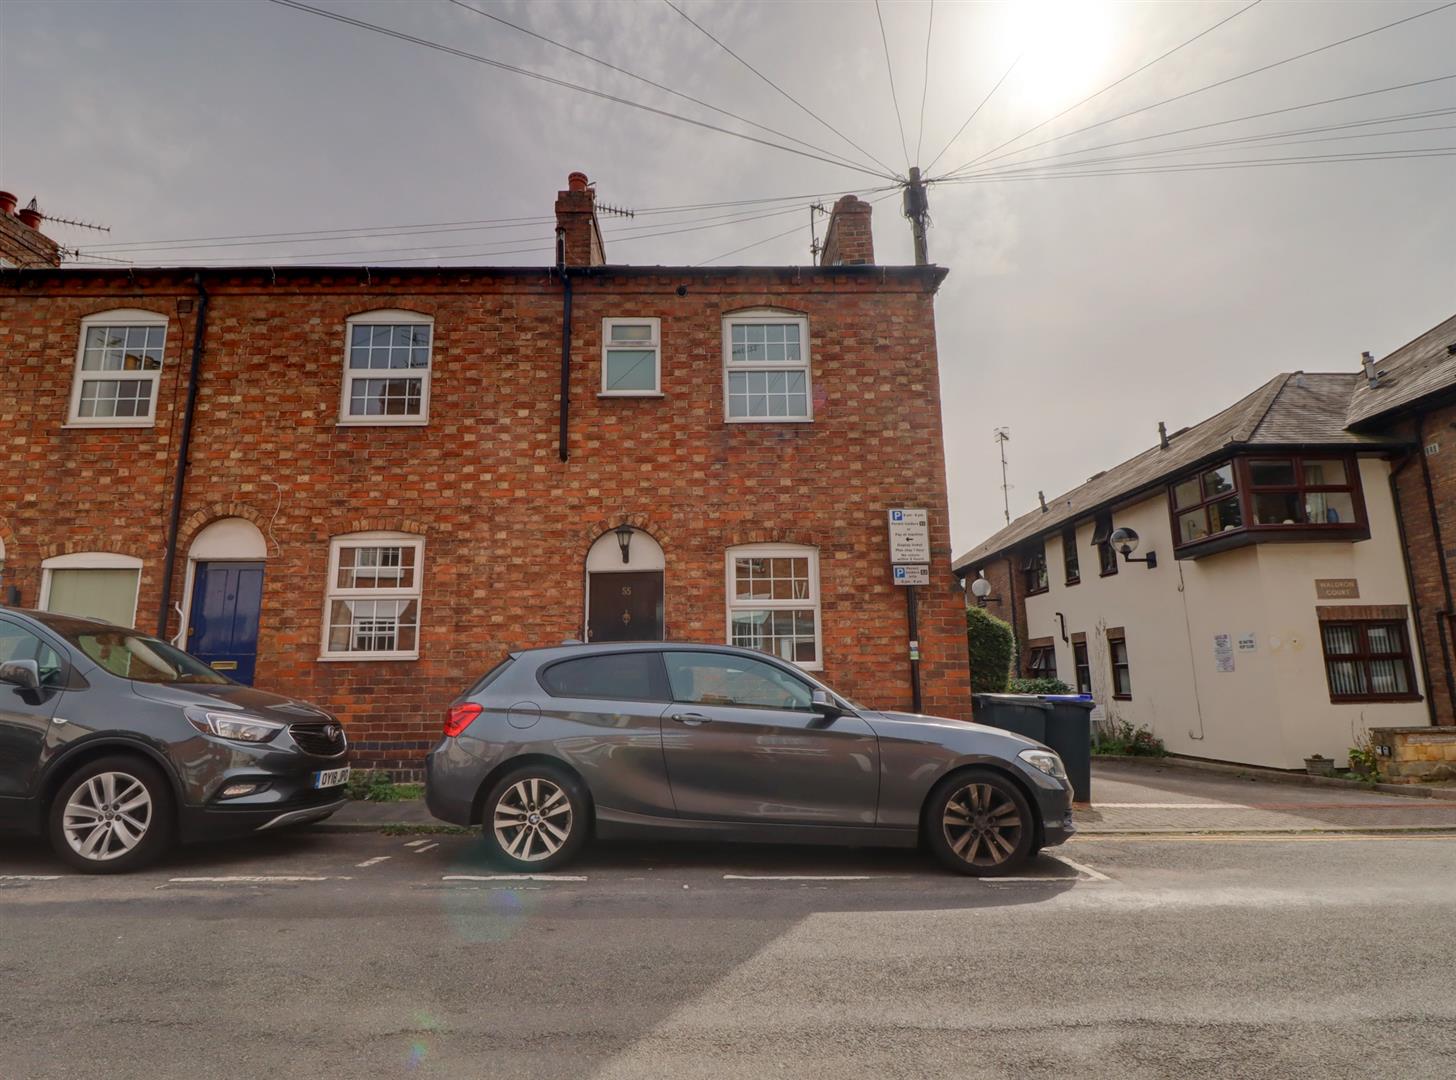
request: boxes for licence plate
[313,767,351,790]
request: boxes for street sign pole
[888,509,930,715]
[906,583,922,714]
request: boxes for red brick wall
[0,265,970,774]
[1391,406,1456,725]
[0,210,60,268]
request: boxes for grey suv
[426,642,1074,875]
[0,608,350,873]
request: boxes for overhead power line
[934,72,1456,182]
[265,0,895,180]
[938,0,1456,179]
[695,190,898,266]
[957,108,1456,180]
[443,0,874,176]
[916,0,934,165]
[934,145,1456,186]
[661,0,899,177]
[874,0,913,172]
[923,51,1023,174]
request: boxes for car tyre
[480,763,588,872]
[48,755,174,874]
[924,767,1036,877]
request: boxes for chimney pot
[16,199,42,229]
[568,171,589,192]
[0,191,15,216]
[555,173,604,266]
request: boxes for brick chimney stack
[554,171,605,267]
[0,192,62,268]
[818,194,874,266]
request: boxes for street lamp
[1110,527,1157,569]
[614,523,634,564]
[969,573,998,608]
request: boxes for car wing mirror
[0,659,41,692]
[810,689,842,721]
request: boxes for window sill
[598,392,665,398]
[1328,694,1423,705]
[316,653,421,663]
[725,416,814,425]
[1064,577,1081,587]
[1024,587,1049,598]
[335,418,430,428]
[1112,694,1132,701]
[62,421,156,430]
[1098,570,1120,579]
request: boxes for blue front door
[188,562,265,685]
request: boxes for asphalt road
[3,829,1454,1080]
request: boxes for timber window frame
[1319,619,1419,703]
[1107,627,1132,699]
[1062,526,1080,586]
[1020,543,1049,596]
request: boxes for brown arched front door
[587,571,664,642]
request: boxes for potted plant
[1303,754,1334,777]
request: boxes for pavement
[320,759,1456,835]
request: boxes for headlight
[186,709,284,744]
[1018,748,1067,780]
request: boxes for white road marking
[355,856,391,868]
[0,875,62,881]
[1047,853,1111,881]
[413,842,439,854]
[442,874,589,882]
[722,874,876,881]
[404,839,432,848]
[165,876,348,884]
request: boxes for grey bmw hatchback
[0,608,350,873]
[426,642,1074,876]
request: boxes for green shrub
[1092,719,1166,757]
[966,606,1015,694]
[1008,677,1073,695]
[347,770,425,802]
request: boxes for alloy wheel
[492,778,572,862]
[941,782,1023,868]
[62,771,153,862]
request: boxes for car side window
[663,651,814,711]
[0,621,65,689]
[538,652,668,701]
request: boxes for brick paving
[1079,760,1456,833]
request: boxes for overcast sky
[3,0,1453,554]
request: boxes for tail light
[444,703,482,738]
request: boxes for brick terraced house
[0,175,970,775]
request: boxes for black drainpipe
[1390,451,1439,723]
[155,272,208,638]
[1417,414,1456,720]
[557,229,572,463]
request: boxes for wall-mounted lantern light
[615,523,634,564]
[969,572,1000,607]
[1111,527,1157,569]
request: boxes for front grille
[289,722,348,757]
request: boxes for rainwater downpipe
[1416,416,1456,718]
[155,272,208,638]
[1389,450,1439,723]
[557,227,572,463]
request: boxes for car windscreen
[62,628,231,685]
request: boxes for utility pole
[994,427,1011,525]
[902,166,929,266]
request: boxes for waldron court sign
[887,508,930,712]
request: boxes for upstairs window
[1248,457,1357,526]
[1172,462,1242,544]
[340,311,433,425]
[321,533,424,660]
[1020,545,1049,595]
[1062,526,1080,586]
[1092,513,1119,576]
[725,544,821,669]
[601,318,662,396]
[68,310,168,427]
[723,311,811,422]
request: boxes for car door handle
[670,712,713,725]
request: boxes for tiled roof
[1346,312,1456,428]
[953,372,1404,572]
